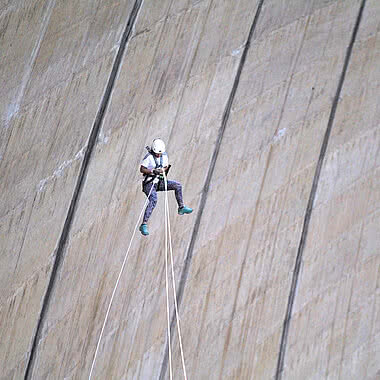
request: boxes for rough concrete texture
[0,0,378,379]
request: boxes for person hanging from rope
[139,138,193,236]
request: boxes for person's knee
[150,194,157,208]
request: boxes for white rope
[163,171,188,380]
[88,184,155,380]
[88,170,188,380]
[164,174,173,380]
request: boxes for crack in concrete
[23,1,144,378]
[158,1,266,379]
[275,0,368,378]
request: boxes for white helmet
[151,138,166,154]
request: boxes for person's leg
[159,180,193,214]
[142,182,158,224]
[160,180,184,208]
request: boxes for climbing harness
[88,171,187,380]
[142,146,163,187]
[142,146,171,189]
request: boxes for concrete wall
[0,0,378,379]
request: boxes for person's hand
[153,168,163,175]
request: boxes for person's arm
[140,165,153,175]
[140,165,166,175]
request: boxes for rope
[163,171,188,380]
[164,174,173,380]
[88,170,187,379]
[88,184,155,380]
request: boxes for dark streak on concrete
[23,1,144,378]
[158,1,266,379]
[275,0,367,378]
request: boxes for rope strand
[88,185,154,380]
[163,171,188,379]
[164,175,173,380]
[88,171,188,380]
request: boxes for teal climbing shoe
[178,206,193,215]
[139,223,149,236]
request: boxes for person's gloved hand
[153,168,163,175]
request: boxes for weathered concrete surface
[0,0,379,379]
[0,0,136,377]
[285,1,380,378]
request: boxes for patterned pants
[142,180,184,224]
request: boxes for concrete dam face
[1,0,379,379]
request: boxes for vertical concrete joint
[275,0,368,378]
[23,1,144,379]
[158,1,265,379]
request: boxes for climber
[139,138,193,236]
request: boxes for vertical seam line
[275,0,367,378]
[23,1,144,378]
[158,1,266,379]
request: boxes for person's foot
[139,223,149,236]
[178,206,193,215]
